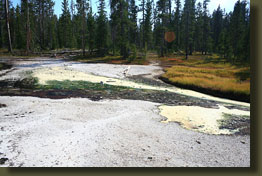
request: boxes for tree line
[0,0,250,62]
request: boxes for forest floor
[0,56,250,167]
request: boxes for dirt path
[0,57,250,167]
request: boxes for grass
[34,80,135,92]
[160,54,250,99]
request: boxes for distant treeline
[0,0,249,62]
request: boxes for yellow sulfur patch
[159,105,250,135]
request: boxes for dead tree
[4,0,12,53]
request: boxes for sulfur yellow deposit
[159,105,250,135]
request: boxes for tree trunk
[5,0,12,53]
[168,0,172,24]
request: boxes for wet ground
[0,57,250,167]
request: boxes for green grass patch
[35,80,135,92]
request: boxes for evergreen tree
[110,0,130,58]
[0,0,4,48]
[174,0,181,51]
[202,0,210,55]
[230,0,249,62]
[182,0,195,59]
[109,0,118,55]
[14,5,23,49]
[49,15,58,49]
[194,2,203,52]
[211,5,223,53]
[156,0,168,57]
[87,1,95,55]
[129,0,138,47]
[144,0,153,50]
[0,0,250,63]
[59,0,72,48]
[139,0,146,48]
[76,0,87,55]
[96,0,108,56]
[118,0,130,58]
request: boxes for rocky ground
[0,57,250,167]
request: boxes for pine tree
[139,0,146,48]
[230,0,249,62]
[109,0,118,55]
[144,0,153,50]
[70,0,77,48]
[0,0,4,48]
[129,0,138,46]
[211,5,223,53]
[96,0,108,56]
[14,5,23,49]
[156,0,168,57]
[189,0,196,55]
[87,1,95,55]
[31,0,55,50]
[174,0,181,51]
[194,2,203,52]
[119,0,130,58]
[202,0,210,55]
[60,0,72,48]
[182,0,195,59]
[110,0,130,58]
[76,0,87,55]
[49,15,58,49]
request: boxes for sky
[11,0,249,18]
